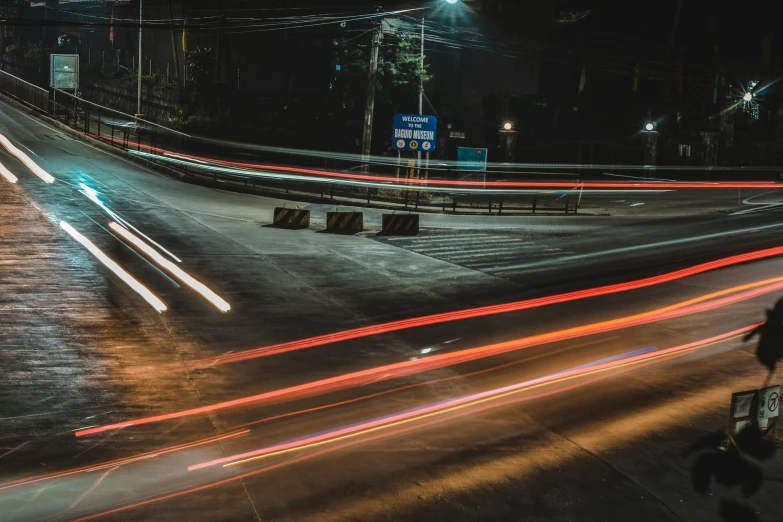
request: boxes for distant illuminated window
[743,81,760,120]
[679,144,691,157]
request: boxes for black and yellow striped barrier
[382,214,419,236]
[273,207,310,229]
[326,212,363,234]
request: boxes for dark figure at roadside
[744,296,783,375]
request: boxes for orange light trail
[231,337,615,432]
[66,327,744,522]
[0,430,249,493]
[84,132,783,190]
[191,325,752,471]
[75,276,783,438]
[184,246,783,371]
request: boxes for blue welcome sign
[392,114,438,152]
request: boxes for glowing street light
[645,122,654,131]
[503,122,513,131]
[743,92,753,102]
[414,0,459,172]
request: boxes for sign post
[50,54,79,90]
[457,147,489,185]
[729,389,757,437]
[759,385,780,429]
[392,114,437,178]
[728,385,781,446]
[50,54,79,116]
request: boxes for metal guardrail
[39,89,576,214]
[0,69,49,113]
[0,77,576,214]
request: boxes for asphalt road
[2,97,783,522]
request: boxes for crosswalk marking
[377,232,574,272]
[408,241,534,254]
[468,251,565,267]
[406,235,513,244]
[444,250,537,260]
[385,233,495,241]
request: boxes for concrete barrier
[326,211,363,234]
[382,214,419,236]
[273,207,310,229]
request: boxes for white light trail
[78,183,182,263]
[0,161,18,183]
[59,221,167,313]
[109,222,230,313]
[0,134,55,183]
[135,151,673,196]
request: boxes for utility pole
[419,15,425,116]
[167,0,180,83]
[137,0,143,116]
[360,17,382,172]
[418,14,425,171]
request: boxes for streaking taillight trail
[76,275,783,437]
[180,246,783,370]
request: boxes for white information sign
[759,385,780,421]
[50,54,79,90]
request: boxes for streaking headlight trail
[75,275,783,437]
[60,221,167,313]
[0,160,18,183]
[78,183,183,263]
[109,222,230,312]
[88,133,783,190]
[0,133,55,183]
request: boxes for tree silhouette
[687,426,773,498]
[744,296,783,378]
[687,296,783,521]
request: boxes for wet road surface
[2,98,783,521]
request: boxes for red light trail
[75,276,783,437]
[68,326,749,522]
[85,132,783,190]
[181,246,783,371]
[0,430,248,493]
[189,325,753,471]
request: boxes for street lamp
[743,92,753,102]
[503,122,513,131]
[419,0,460,116]
[645,122,654,131]
[417,0,459,169]
[137,0,143,117]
